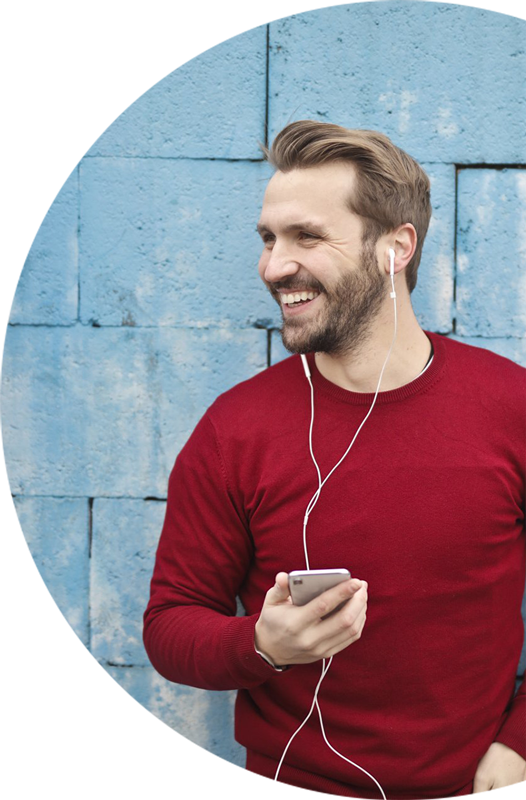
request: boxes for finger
[317,586,367,638]
[332,596,368,645]
[303,578,366,623]
[318,610,368,658]
[264,572,291,606]
[304,594,368,658]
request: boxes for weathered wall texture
[2,1,525,768]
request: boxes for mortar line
[76,164,81,323]
[264,24,270,149]
[456,163,526,171]
[0,661,153,670]
[79,155,526,167]
[11,493,168,500]
[88,497,94,653]
[452,166,459,334]
[82,154,267,163]
[7,321,279,331]
[88,498,93,558]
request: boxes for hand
[254,572,368,667]
[473,742,526,792]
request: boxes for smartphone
[288,568,352,607]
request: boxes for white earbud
[388,248,396,299]
[388,247,395,278]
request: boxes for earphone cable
[275,263,397,798]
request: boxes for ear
[383,224,417,276]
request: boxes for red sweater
[143,332,526,798]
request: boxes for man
[143,120,526,798]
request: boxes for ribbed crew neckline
[305,330,447,406]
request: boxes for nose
[259,240,300,285]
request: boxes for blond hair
[261,120,431,293]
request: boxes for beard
[269,240,387,356]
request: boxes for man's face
[257,163,386,356]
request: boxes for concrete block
[0,667,245,800]
[0,157,78,325]
[1,325,267,497]
[520,584,526,676]
[0,0,267,158]
[457,169,526,337]
[91,499,166,665]
[412,164,455,333]
[269,2,526,163]
[270,329,291,366]
[0,497,89,664]
[79,158,279,328]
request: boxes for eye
[256,228,275,245]
[299,231,320,242]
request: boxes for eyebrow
[256,220,329,236]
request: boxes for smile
[281,290,320,308]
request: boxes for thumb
[265,572,291,605]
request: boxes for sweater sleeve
[143,410,280,690]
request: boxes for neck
[314,290,431,393]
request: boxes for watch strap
[255,647,290,672]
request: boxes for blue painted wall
[1,1,526,768]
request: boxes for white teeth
[281,291,319,305]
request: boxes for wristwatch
[254,646,290,672]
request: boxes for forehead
[260,162,359,230]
